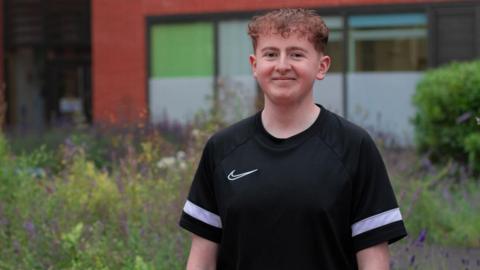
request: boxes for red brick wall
[92,0,146,123]
[92,0,452,123]
[0,0,3,91]
[0,0,4,129]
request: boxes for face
[249,33,330,106]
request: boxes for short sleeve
[179,139,222,243]
[350,134,407,252]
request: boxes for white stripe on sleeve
[351,208,402,237]
[183,200,222,228]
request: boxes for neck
[261,99,320,139]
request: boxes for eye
[263,51,278,58]
[291,52,305,59]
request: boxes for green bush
[412,60,480,171]
[464,133,480,172]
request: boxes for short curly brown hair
[248,8,329,54]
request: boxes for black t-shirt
[179,105,407,269]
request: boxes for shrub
[464,133,480,173]
[412,60,480,172]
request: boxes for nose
[275,54,291,73]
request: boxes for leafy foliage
[412,60,480,173]
[0,129,194,269]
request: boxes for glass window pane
[354,39,426,71]
[218,20,257,122]
[149,22,214,123]
[150,23,214,77]
[326,39,344,73]
[323,16,344,73]
[323,16,343,30]
[218,20,252,76]
[315,16,345,115]
[349,13,427,72]
[350,14,426,28]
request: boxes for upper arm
[356,242,390,270]
[350,133,407,251]
[186,233,219,270]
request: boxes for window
[218,20,257,120]
[150,23,214,77]
[323,16,344,73]
[149,22,214,122]
[348,14,427,71]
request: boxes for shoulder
[205,113,258,162]
[212,113,257,142]
[319,109,373,150]
[317,108,378,174]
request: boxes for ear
[249,54,257,77]
[315,55,331,80]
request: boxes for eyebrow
[287,47,308,52]
[260,46,308,52]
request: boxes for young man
[179,8,407,270]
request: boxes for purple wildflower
[415,229,427,246]
[409,254,416,266]
[456,111,472,124]
[23,220,36,239]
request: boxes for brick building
[3,0,480,143]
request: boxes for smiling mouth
[272,78,296,80]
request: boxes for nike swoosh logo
[227,169,258,181]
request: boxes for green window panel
[151,22,214,78]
